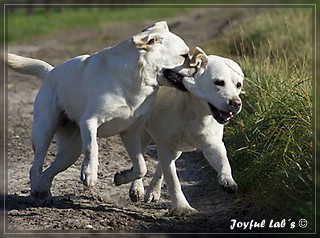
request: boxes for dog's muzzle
[208,103,235,124]
[162,69,188,92]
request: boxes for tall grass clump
[209,8,313,230]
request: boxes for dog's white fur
[7,21,189,200]
[130,48,244,214]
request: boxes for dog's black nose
[229,98,242,108]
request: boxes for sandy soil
[3,7,269,234]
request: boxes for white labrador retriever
[7,21,190,200]
[130,47,244,215]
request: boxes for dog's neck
[187,92,217,119]
[95,39,139,69]
[137,52,162,89]
[95,39,160,90]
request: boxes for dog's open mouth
[163,69,234,124]
[162,69,188,92]
[208,103,233,124]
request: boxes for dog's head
[163,47,244,124]
[132,21,190,87]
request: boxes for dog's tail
[7,53,54,81]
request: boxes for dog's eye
[215,80,225,87]
[236,82,242,89]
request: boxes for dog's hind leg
[128,128,152,202]
[33,122,82,200]
[157,146,197,215]
[115,126,147,186]
[29,86,61,200]
[30,128,55,199]
[144,162,164,203]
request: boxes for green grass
[206,8,314,231]
[6,6,190,43]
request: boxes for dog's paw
[81,172,98,187]
[169,206,198,216]
[129,188,144,202]
[81,161,98,187]
[30,189,52,203]
[218,174,238,193]
[30,180,52,201]
[129,180,145,202]
[144,189,161,203]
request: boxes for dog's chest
[176,115,223,152]
[96,88,157,137]
[97,116,136,137]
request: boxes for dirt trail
[4,7,268,234]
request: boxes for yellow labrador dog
[130,47,244,215]
[7,21,189,201]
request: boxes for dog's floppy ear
[190,47,208,70]
[133,21,168,50]
[142,21,169,32]
[181,47,208,92]
[132,33,163,50]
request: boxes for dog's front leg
[115,127,147,186]
[202,141,238,193]
[80,117,99,187]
